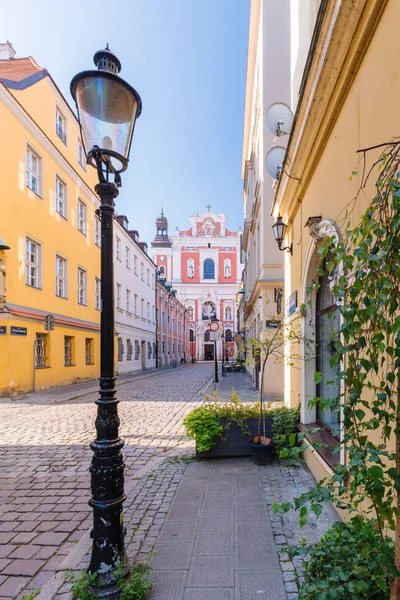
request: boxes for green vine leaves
[273,146,400,542]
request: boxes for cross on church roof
[206,204,212,211]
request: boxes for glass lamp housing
[272,215,286,244]
[70,49,142,174]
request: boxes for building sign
[0,326,6,334]
[222,247,232,251]
[210,331,220,341]
[11,326,27,336]
[185,246,196,251]
[288,291,298,316]
[265,320,281,329]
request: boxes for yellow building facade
[273,0,394,485]
[0,43,102,394]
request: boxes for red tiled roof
[0,56,45,83]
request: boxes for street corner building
[0,42,102,394]
[151,208,242,363]
[245,0,399,489]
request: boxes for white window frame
[141,262,144,281]
[152,273,155,289]
[56,106,67,145]
[141,298,144,318]
[25,235,42,289]
[126,289,131,313]
[55,254,67,298]
[116,238,121,261]
[134,294,138,315]
[134,255,138,275]
[95,277,101,311]
[116,283,122,309]
[26,144,42,196]
[77,199,87,235]
[147,302,150,320]
[55,175,67,218]
[77,138,86,169]
[147,268,150,285]
[95,215,101,247]
[77,267,87,305]
[126,247,130,269]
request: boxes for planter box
[196,417,273,458]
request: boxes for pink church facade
[151,210,242,361]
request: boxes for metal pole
[88,181,127,596]
[214,339,219,383]
[155,280,158,369]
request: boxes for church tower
[151,208,172,248]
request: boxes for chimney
[0,42,16,60]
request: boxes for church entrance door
[204,344,214,361]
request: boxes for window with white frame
[26,145,41,195]
[55,176,67,217]
[152,273,155,289]
[77,139,85,168]
[64,335,74,366]
[77,199,87,235]
[55,254,67,298]
[35,333,48,368]
[134,294,138,315]
[95,277,101,310]
[147,302,150,320]
[116,238,121,260]
[187,259,194,278]
[126,289,131,312]
[95,216,101,247]
[56,107,67,144]
[141,298,144,318]
[134,255,138,275]
[126,246,130,268]
[116,283,121,308]
[152,305,155,321]
[147,268,150,285]
[224,259,231,278]
[141,262,144,280]
[25,237,42,288]
[77,267,87,305]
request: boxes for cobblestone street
[0,366,337,599]
[0,364,214,598]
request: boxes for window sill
[26,186,43,199]
[298,422,340,469]
[86,362,95,366]
[35,365,51,369]
[78,230,87,237]
[116,307,124,313]
[126,311,133,317]
[56,295,68,300]
[56,211,68,221]
[64,364,76,367]
[78,302,88,307]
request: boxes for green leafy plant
[67,563,152,600]
[183,391,298,453]
[292,516,395,599]
[21,591,39,600]
[272,144,400,597]
[272,405,300,456]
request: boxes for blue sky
[1,0,250,245]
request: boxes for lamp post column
[88,181,127,593]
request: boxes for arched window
[224,259,231,278]
[159,265,165,276]
[225,306,232,320]
[316,262,341,431]
[203,258,215,279]
[202,301,216,321]
[225,329,232,342]
[162,229,167,235]
[204,329,211,342]
[187,259,194,278]
[187,306,194,319]
[190,329,194,342]
[157,228,162,235]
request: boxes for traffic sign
[210,332,220,341]
[209,321,219,332]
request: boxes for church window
[159,265,165,276]
[162,229,167,235]
[225,329,233,342]
[225,306,232,320]
[190,329,194,342]
[203,258,215,279]
[204,329,211,342]
[187,259,194,278]
[224,259,231,278]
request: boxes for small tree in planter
[242,313,308,464]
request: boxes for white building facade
[151,210,242,361]
[114,215,156,373]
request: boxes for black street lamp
[71,46,142,596]
[210,316,219,384]
[272,215,292,254]
[221,331,226,377]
